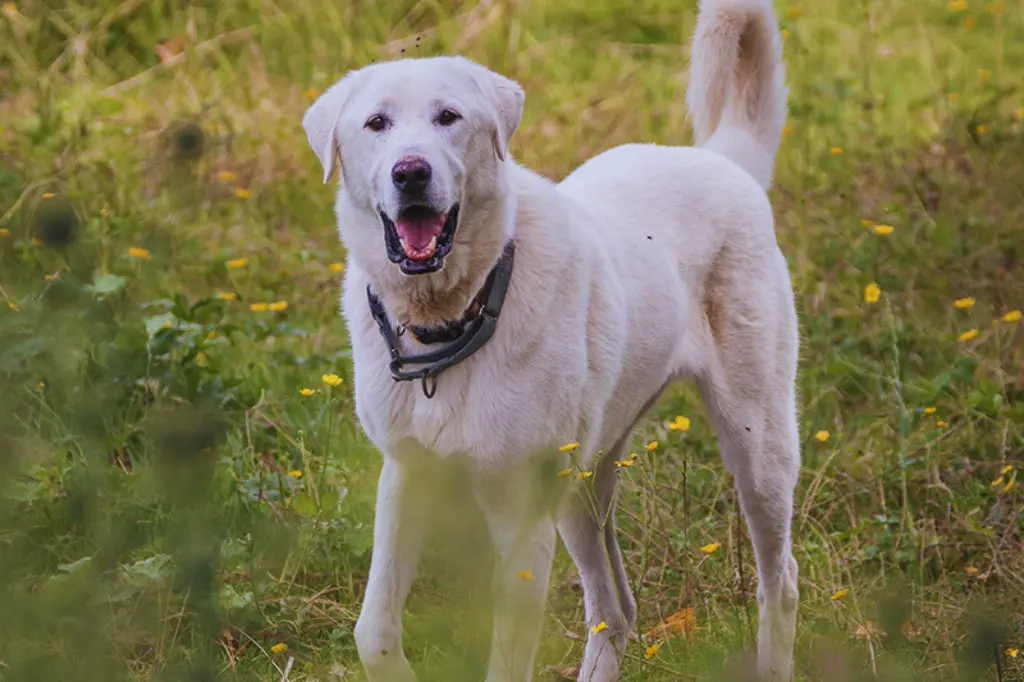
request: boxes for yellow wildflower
[557,468,574,478]
[225,258,248,269]
[322,373,343,387]
[815,430,830,442]
[873,224,895,236]
[299,388,316,396]
[1004,479,1014,492]
[559,442,580,452]
[216,170,237,182]
[41,192,56,199]
[645,441,658,451]
[591,621,608,634]
[644,641,661,659]
[270,643,288,654]
[959,328,979,342]
[250,303,268,312]
[954,297,976,309]
[924,407,937,414]
[287,470,302,478]
[234,188,251,199]
[831,588,850,601]
[1001,310,1022,323]
[1001,465,1013,475]
[515,569,535,581]
[965,566,979,575]
[937,420,949,428]
[1007,648,1019,658]
[701,542,720,555]
[269,300,289,312]
[576,471,593,480]
[329,262,345,273]
[864,282,881,304]
[616,457,636,468]
[668,415,690,431]
[830,146,843,155]
[992,477,1004,486]
[8,301,18,311]
[128,246,152,260]
[947,0,967,10]
[216,291,238,301]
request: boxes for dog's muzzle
[380,204,460,275]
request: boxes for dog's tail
[687,0,788,190]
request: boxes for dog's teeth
[400,238,412,255]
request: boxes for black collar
[366,241,516,398]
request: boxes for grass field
[2,0,1023,681]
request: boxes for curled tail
[687,0,788,190]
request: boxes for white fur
[303,0,799,680]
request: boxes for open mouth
[380,204,459,275]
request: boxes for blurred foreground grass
[1,0,1023,680]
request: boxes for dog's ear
[302,73,358,184]
[462,61,525,162]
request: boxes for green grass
[1,0,1023,680]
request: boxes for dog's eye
[436,109,461,126]
[365,114,389,132]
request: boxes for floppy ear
[302,73,358,184]
[461,61,525,162]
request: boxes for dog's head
[303,56,524,276]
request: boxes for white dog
[303,0,800,679]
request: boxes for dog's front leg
[354,456,431,682]
[472,464,558,682]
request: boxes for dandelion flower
[226,258,249,269]
[216,291,238,301]
[937,420,949,428]
[645,441,658,451]
[559,442,580,452]
[954,297,976,309]
[287,470,302,478]
[831,588,850,601]
[616,457,636,468]
[234,188,251,199]
[645,641,661,659]
[322,373,343,387]
[591,621,608,634]
[701,542,720,555]
[128,246,152,259]
[815,430,830,442]
[216,170,237,182]
[1001,310,1022,323]
[668,415,690,431]
[864,282,881,304]
[270,643,288,654]
[873,224,895,236]
[557,468,574,478]
[515,569,535,581]
[329,262,345,273]
[959,328,979,342]
[299,388,316,396]
[924,407,937,415]
[250,302,268,312]
[576,471,593,480]
[830,146,843,155]
[269,300,288,312]
[1007,648,1019,659]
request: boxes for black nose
[391,157,432,194]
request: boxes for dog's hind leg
[354,457,431,682]
[472,462,558,682]
[696,250,801,682]
[558,448,631,682]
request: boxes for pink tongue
[395,214,445,250]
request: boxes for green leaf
[292,492,318,516]
[87,271,127,297]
